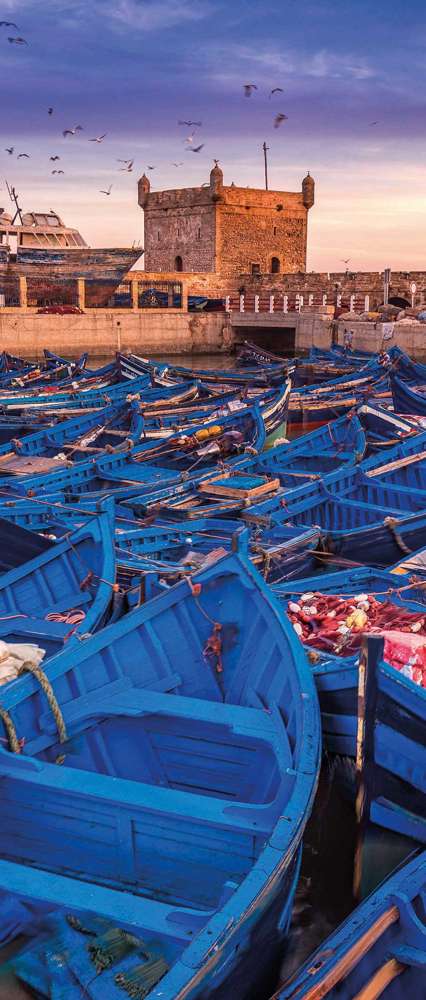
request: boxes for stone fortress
[138,163,315,277]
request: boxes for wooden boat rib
[0,546,320,1000]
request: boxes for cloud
[203,43,376,87]
[1,0,214,31]
[98,0,214,31]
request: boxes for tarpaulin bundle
[383,630,426,688]
[287,591,426,658]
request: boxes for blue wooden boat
[391,346,426,382]
[140,381,290,447]
[0,505,115,657]
[2,404,264,500]
[355,633,426,852]
[273,566,426,757]
[0,546,320,1000]
[313,465,426,513]
[245,476,413,533]
[276,849,426,999]
[0,496,98,534]
[357,401,420,452]
[119,351,287,386]
[0,373,151,412]
[244,413,367,488]
[391,374,426,415]
[318,510,426,568]
[308,344,377,364]
[0,399,145,475]
[0,514,54,570]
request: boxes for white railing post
[364,294,370,312]
[336,293,342,308]
[225,295,231,312]
[322,293,327,306]
[239,294,245,313]
[254,294,259,313]
[308,293,314,306]
[350,294,355,312]
[283,295,288,313]
[295,294,300,313]
[269,294,274,313]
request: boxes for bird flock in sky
[1,16,297,201]
[1,16,381,212]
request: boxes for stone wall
[336,320,426,361]
[217,189,307,277]
[144,201,216,273]
[127,268,426,311]
[0,309,231,359]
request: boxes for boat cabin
[0,209,87,252]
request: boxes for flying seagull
[243,84,258,97]
[89,133,107,143]
[0,21,18,28]
[178,120,202,127]
[187,144,204,153]
[17,152,30,158]
[368,121,379,126]
[63,125,83,137]
[117,158,133,164]
[341,258,351,265]
[172,162,183,167]
[274,112,288,128]
[8,36,27,45]
[48,107,54,115]
[269,87,284,97]
[50,155,60,161]
[147,165,156,170]
[119,160,134,172]
[100,185,112,195]
[5,147,14,155]
[52,169,64,174]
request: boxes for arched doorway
[175,255,183,272]
[271,257,280,274]
[388,296,410,308]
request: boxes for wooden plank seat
[35,685,294,804]
[0,858,207,940]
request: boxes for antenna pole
[5,181,23,225]
[263,141,269,190]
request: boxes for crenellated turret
[210,161,223,202]
[138,174,151,209]
[302,172,315,210]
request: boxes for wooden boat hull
[356,634,426,849]
[391,374,426,415]
[0,505,115,657]
[0,548,320,1000]
[276,850,426,999]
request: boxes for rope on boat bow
[17,660,68,746]
[0,706,21,753]
[0,661,68,754]
[383,516,412,555]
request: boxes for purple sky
[1,0,425,270]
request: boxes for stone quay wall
[0,309,232,360]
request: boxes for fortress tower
[138,164,315,276]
